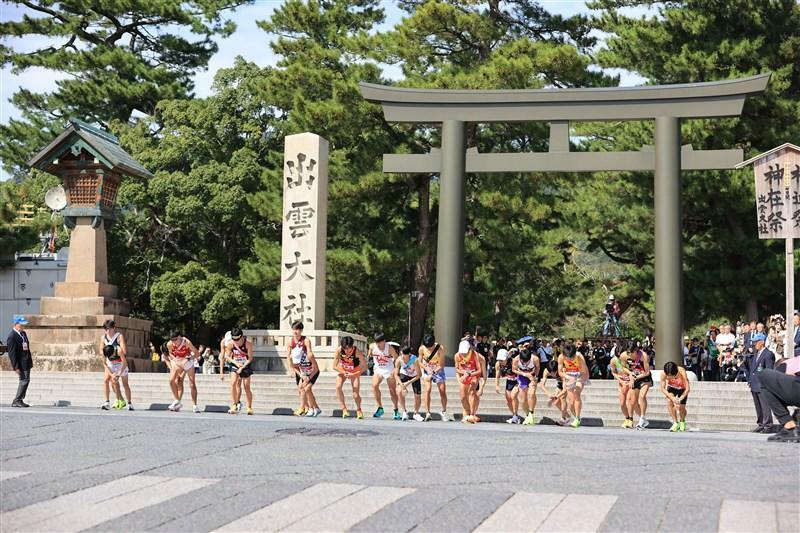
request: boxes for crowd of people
[5,312,799,443]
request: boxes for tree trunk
[409,174,434,350]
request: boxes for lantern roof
[27,118,153,179]
[735,143,800,169]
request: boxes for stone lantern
[21,119,155,371]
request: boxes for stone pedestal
[22,218,153,372]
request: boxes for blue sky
[0,0,647,179]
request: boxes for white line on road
[537,493,618,532]
[0,471,28,481]
[476,492,565,532]
[215,482,365,532]
[282,485,415,531]
[719,499,778,532]
[0,474,215,532]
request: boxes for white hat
[496,349,509,361]
[458,340,471,354]
[608,294,615,300]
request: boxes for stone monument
[279,133,328,329]
[245,132,366,371]
[20,119,154,371]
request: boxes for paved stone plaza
[0,406,797,532]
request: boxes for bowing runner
[559,344,590,428]
[166,331,199,412]
[333,336,366,419]
[660,362,691,432]
[513,348,541,426]
[221,327,254,415]
[286,321,321,417]
[394,346,423,421]
[610,350,635,428]
[495,348,521,424]
[99,320,133,410]
[539,359,568,425]
[369,333,400,420]
[455,340,486,424]
[419,334,450,422]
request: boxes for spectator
[202,349,216,375]
[687,338,704,379]
[149,341,160,362]
[715,324,736,352]
[746,333,776,433]
[793,311,800,356]
[706,326,720,381]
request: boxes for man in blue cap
[6,315,33,407]
[746,332,775,433]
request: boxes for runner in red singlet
[166,331,199,412]
[660,361,691,432]
[333,336,365,419]
[286,321,320,417]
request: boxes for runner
[101,344,128,411]
[419,334,450,422]
[559,343,590,428]
[394,346,423,421]
[494,348,520,424]
[660,361,691,432]
[628,347,653,430]
[165,331,199,412]
[333,336,365,419]
[513,348,541,426]
[369,333,400,420]
[219,330,242,412]
[455,340,485,423]
[286,321,321,417]
[221,327,254,415]
[99,320,133,410]
[539,359,568,425]
[610,350,635,428]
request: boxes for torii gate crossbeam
[360,74,770,367]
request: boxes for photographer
[603,295,621,336]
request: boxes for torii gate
[360,73,770,367]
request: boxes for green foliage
[585,0,800,325]
[0,0,251,178]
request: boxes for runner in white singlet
[369,333,400,419]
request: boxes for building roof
[27,118,153,179]
[735,143,800,169]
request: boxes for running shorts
[296,371,320,386]
[424,369,446,384]
[400,374,421,395]
[228,364,253,378]
[106,361,128,377]
[374,364,394,379]
[667,386,688,405]
[517,376,533,390]
[633,375,654,390]
[505,379,518,392]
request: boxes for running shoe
[401,411,409,421]
[522,413,535,426]
[126,403,134,411]
[116,400,127,410]
[168,400,178,411]
[293,407,308,416]
[506,415,518,424]
[570,417,582,428]
[305,408,316,417]
[472,415,480,424]
[556,417,569,426]
[413,412,424,422]
[466,415,477,424]
[424,412,432,422]
[342,409,350,419]
[236,402,242,414]
[246,407,253,416]
[373,406,384,418]
[669,422,680,432]
[192,405,201,414]
[101,401,111,410]
[173,401,182,412]
[356,410,364,420]
[638,417,650,429]
[440,411,451,422]
[312,408,322,417]
[228,404,237,415]
[392,409,401,420]
[679,421,686,432]
[622,418,634,429]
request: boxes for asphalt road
[0,406,797,532]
